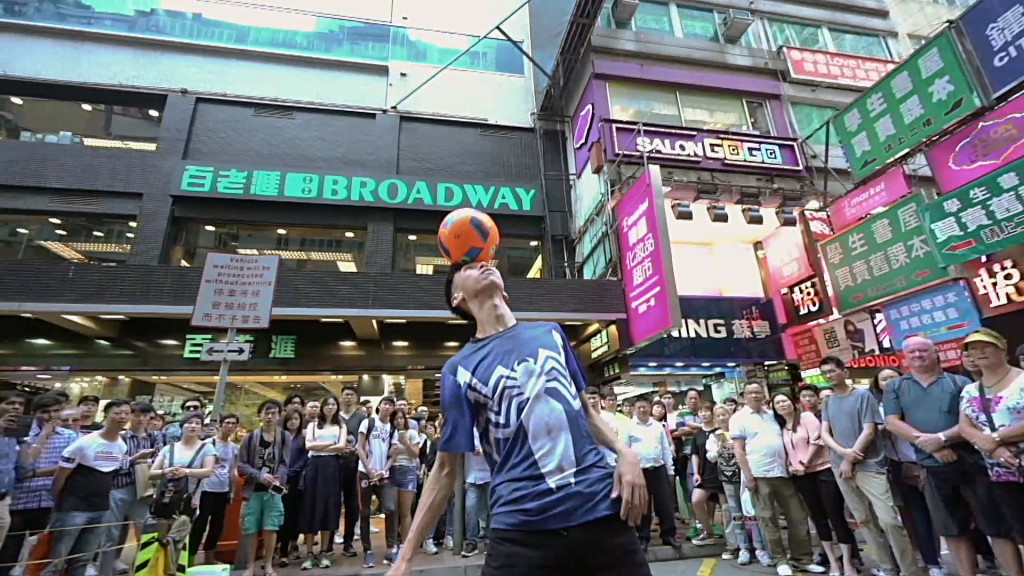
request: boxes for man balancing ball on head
[385,260,652,576]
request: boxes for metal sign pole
[211,327,237,423]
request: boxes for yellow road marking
[696,558,717,576]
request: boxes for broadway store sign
[820,193,949,312]
[922,156,1024,265]
[173,164,544,215]
[608,122,804,175]
[833,31,983,182]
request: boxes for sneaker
[370,526,380,534]
[334,533,344,545]
[794,562,828,574]
[692,534,718,546]
[756,550,773,567]
[462,541,480,557]
[300,555,315,571]
[443,535,454,550]
[721,549,736,560]
[383,547,395,566]
[927,568,948,576]
[777,564,794,576]
[85,564,99,576]
[737,549,752,566]
[362,551,377,568]
[113,560,131,575]
[317,555,332,569]
[423,539,439,555]
[341,543,357,558]
[277,557,289,568]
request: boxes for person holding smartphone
[237,400,290,576]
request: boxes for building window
[0,95,162,151]
[790,103,837,146]
[0,0,525,75]
[0,214,137,263]
[577,212,614,280]
[925,0,974,6]
[609,82,775,135]
[394,233,543,278]
[634,1,673,34]
[767,18,893,59]
[168,221,366,272]
[677,7,718,42]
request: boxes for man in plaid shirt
[0,394,79,576]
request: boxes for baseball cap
[78,395,101,406]
[962,328,1007,351]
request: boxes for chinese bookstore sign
[881,280,982,345]
[963,244,1024,317]
[923,157,1024,265]
[820,193,948,313]
[615,164,681,347]
[834,32,983,183]
[782,46,897,89]
[191,254,280,329]
[959,0,1024,98]
[183,333,298,359]
[174,164,543,216]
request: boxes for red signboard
[803,209,834,241]
[782,47,898,89]
[762,225,815,295]
[962,245,1024,318]
[792,327,823,370]
[847,354,902,370]
[937,338,966,370]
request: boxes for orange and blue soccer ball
[437,208,500,265]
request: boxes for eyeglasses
[184,405,201,411]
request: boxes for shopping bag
[23,530,53,576]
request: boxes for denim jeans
[42,510,108,576]
[721,482,750,550]
[464,482,490,543]
[99,485,149,575]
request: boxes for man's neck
[834,382,853,395]
[219,432,231,442]
[81,417,95,426]
[129,423,146,434]
[472,296,517,339]
[912,367,942,385]
[747,404,765,413]
[261,425,277,436]
[340,405,358,418]
[637,416,651,425]
[99,426,120,441]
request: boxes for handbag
[976,381,1024,476]
[151,442,203,520]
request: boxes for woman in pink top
[773,393,857,576]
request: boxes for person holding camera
[237,400,290,576]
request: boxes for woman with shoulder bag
[148,411,216,567]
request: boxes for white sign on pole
[191,254,280,329]
[200,342,253,362]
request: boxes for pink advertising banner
[829,167,912,232]
[761,225,814,295]
[926,92,1024,193]
[615,164,681,347]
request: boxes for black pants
[483,514,650,576]
[278,476,305,558]
[637,465,676,544]
[792,469,855,545]
[189,491,231,556]
[338,459,360,546]
[358,472,396,552]
[0,508,51,576]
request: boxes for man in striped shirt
[98,402,162,575]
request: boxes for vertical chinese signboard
[616,164,682,347]
[958,0,1024,98]
[922,156,1024,265]
[762,225,814,295]
[880,280,982,345]
[791,327,824,370]
[783,276,833,324]
[962,244,1024,317]
[833,32,983,183]
[820,193,948,312]
[192,254,280,329]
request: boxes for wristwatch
[938,432,948,445]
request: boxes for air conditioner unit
[611,0,639,23]
[721,9,754,42]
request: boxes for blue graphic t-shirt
[439,321,617,530]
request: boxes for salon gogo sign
[609,122,804,175]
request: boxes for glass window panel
[828,29,890,59]
[608,82,683,126]
[767,20,827,50]
[0,96,161,151]
[678,7,720,42]
[633,1,673,34]
[677,89,749,131]
[744,100,773,135]
[168,221,366,272]
[790,103,837,146]
[739,18,764,48]
[0,214,136,264]
[0,0,525,75]
[394,233,543,278]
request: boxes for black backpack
[150,442,203,519]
